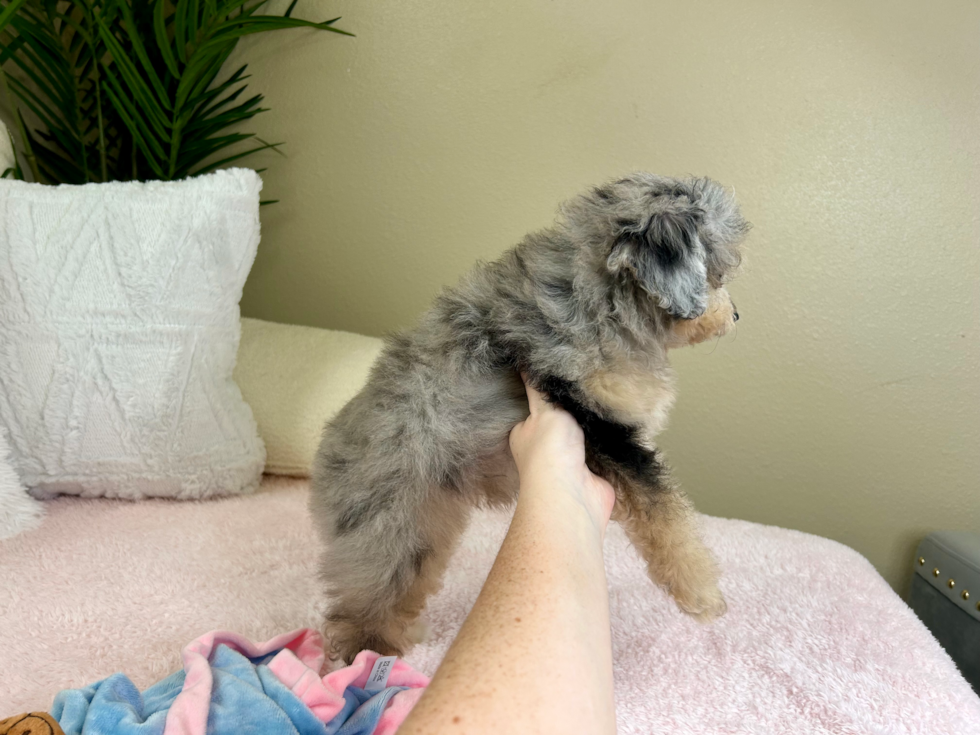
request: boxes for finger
[520,373,553,415]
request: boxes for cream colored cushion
[234,318,383,476]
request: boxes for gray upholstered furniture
[909,531,980,694]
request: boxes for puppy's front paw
[672,580,728,622]
[660,555,728,622]
[324,618,406,664]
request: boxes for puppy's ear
[607,209,708,319]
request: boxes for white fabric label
[365,656,397,692]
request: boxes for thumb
[521,374,553,416]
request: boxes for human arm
[399,378,617,734]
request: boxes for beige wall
[234,0,980,593]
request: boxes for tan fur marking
[667,287,736,348]
[584,360,676,443]
[612,475,726,621]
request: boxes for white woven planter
[0,168,266,499]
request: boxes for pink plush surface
[2,476,978,733]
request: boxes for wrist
[517,458,592,493]
[516,474,610,540]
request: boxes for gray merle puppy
[311,172,750,662]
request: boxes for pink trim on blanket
[161,629,428,735]
[163,629,324,735]
[268,647,429,727]
[374,688,426,735]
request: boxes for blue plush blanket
[48,632,426,735]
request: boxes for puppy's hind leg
[316,483,470,664]
[611,466,727,621]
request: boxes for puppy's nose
[731,301,739,322]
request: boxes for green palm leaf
[0,0,30,32]
[0,0,350,186]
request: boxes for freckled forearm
[400,486,616,735]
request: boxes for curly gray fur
[311,172,750,662]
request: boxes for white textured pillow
[234,318,382,476]
[0,421,42,539]
[0,169,265,499]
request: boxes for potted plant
[0,0,349,183]
[0,0,349,500]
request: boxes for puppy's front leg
[610,463,727,621]
[534,373,725,620]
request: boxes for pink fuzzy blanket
[1,476,977,733]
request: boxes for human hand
[509,376,616,532]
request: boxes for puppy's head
[564,173,749,346]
